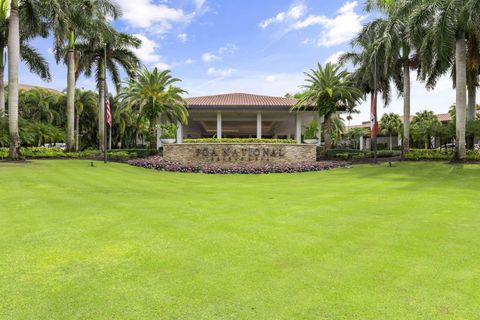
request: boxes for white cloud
[266,75,277,82]
[294,1,366,47]
[177,33,188,43]
[207,67,238,77]
[325,51,346,64]
[260,1,365,47]
[202,52,221,63]
[185,58,195,65]
[218,43,239,55]
[260,3,307,29]
[132,34,170,70]
[116,0,206,34]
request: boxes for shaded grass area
[0,160,479,319]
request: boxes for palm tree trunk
[0,50,5,116]
[467,85,476,149]
[323,115,332,150]
[467,84,476,121]
[66,31,76,152]
[455,31,467,160]
[148,117,156,150]
[8,0,20,160]
[75,111,80,151]
[402,62,411,159]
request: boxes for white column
[398,133,402,147]
[359,136,364,150]
[156,118,162,149]
[295,113,302,144]
[176,120,183,144]
[217,112,222,139]
[257,112,262,139]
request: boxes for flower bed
[128,156,346,174]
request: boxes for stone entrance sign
[163,143,316,165]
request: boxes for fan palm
[75,29,140,151]
[292,62,362,150]
[119,67,188,150]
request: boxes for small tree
[120,67,188,150]
[292,63,362,150]
[380,113,402,150]
[410,110,440,149]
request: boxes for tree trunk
[108,125,112,150]
[66,37,76,152]
[323,115,332,150]
[148,117,157,150]
[0,52,5,115]
[467,85,476,149]
[402,62,411,159]
[75,111,80,151]
[389,133,393,150]
[455,31,467,160]
[467,85,476,121]
[8,1,20,160]
[98,80,105,152]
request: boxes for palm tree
[75,30,140,151]
[45,0,120,152]
[119,67,188,150]
[380,113,402,150]
[73,89,97,151]
[411,110,441,149]
[6,0,52,159]
[405,0,476,159]
[19,88,60,124]
[292,62,362,150]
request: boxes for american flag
[370,93,378,139]
[105,82,112,127]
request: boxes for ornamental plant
[304,120,319,140]
[160,123,177,139]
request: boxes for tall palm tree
[380,112,402,150]
[46,0,121,152]
[6,0,50,160]
[119,67,188,150]
[405,0,475,159]
[292,62,362,150]
[75,29,140,151]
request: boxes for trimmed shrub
[405,149,452,161]
[128,156,346,174]
[183,138,296,144]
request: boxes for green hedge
[183,138,296,144]
[323,149,401,160]
[405,149,480,161]
[0,147,147,161]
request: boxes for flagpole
[103,45,108,164]
[373,52,378,164]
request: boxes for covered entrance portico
[158,93,321,147]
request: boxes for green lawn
[0,161,479,319]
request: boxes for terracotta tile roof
[185,93,298,109]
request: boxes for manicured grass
[1,161,479,319]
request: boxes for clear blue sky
[20,0,460,124]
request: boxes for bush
[405,149,452,161]
[109,148,150,158]
[467,150,480,161]
[183,138,296,144]
[0,147,143,161]
[377,150,401,158]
